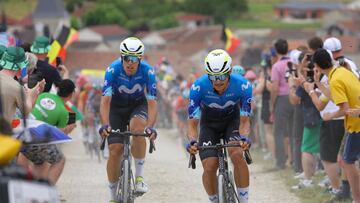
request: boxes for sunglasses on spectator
[123,55,140,63]
[208,74,229,81]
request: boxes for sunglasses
[123,55,140,63]
[208,74,229,81]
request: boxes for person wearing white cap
[323,37,360,79]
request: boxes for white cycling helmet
[204,49,232,75]
[119,37,145,57]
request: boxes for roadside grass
[252,149,352,203]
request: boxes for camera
[67,112,76,125]
[56,57,62,71]
[306,54,315,82]
[27,71,44,88]
[285,61,297,82]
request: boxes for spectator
[307,36,323,53]
[288,54,321,189]
[270,39,294,169]
[256,51,276,161]
[313,48,360,203]
[18,79,77,185]
[289,49,305,174]
[30,36,69,92]
[0,46,44,125]
[323,37,360,79]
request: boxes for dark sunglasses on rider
[208,73,229,81]
[123,55,140,63]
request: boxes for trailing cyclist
[187,49,253,203]
[98,37,158,203]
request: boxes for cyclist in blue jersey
[187,49,253,203]
[98,37,158,202]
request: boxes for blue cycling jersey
[102,59,157,106]
[188,74,252,120]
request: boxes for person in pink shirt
[270,39,295,170]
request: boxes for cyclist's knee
[202,158,219,174]
[109,144,124,157]
[228,148,245,163]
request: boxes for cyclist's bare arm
[146,100,157,128]
[239,116,250,136]
[187,119,199,141]
[100,96,111,125]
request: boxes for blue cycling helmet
[232,65,245,76]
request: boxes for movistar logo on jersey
[191,84,200,92]
[118,84,142,94]
[208,101,235,109]
[241,82,251,91]
[202,141,212,146]
[107,67,114,73]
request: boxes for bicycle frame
[100,129,155,203]
[189,142,252,203]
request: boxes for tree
[82,4,127,26]
[182,0,248,22]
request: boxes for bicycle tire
[121,159,130,203]
[218,174,226,203]
[226,171,238,203]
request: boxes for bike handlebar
[188,146,252,169]
[100,130,156,154]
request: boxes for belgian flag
[221,24,241,55]
[47,26,79,66]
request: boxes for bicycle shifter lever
[149,140,156,153]
[188,154,196,169]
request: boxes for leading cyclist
[187,49,252,203]
[99,37,157,203]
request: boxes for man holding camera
[30,36,69,92]
[312,49,360,203]
[18,79,77,185]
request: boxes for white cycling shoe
[134,176,149,194]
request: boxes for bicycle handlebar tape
[244,150,252,165]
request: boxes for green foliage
[182,0,248,22]
[65,0,85,13]
[70,16,80,30]
[151,14,179,30]
[82,4,127,26]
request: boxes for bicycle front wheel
[121,159,131,203]
[218,174,226,203]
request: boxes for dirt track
[57,128,300,203]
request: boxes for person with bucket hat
[30,36,69,92]
[0,46,45,125]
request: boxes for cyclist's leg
[199,122,220,202]
[129,102,149,193]
[225,116,249,203]
[107,111,128,201]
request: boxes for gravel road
[57,128,300,203]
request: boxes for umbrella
[12,119,72,145]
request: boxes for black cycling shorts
[108,100,148,145]
[198,115,241,160]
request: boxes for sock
[134,158,145,179]
[237,187,249,203]
[108,181,118,201]
[208,194,218,203]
